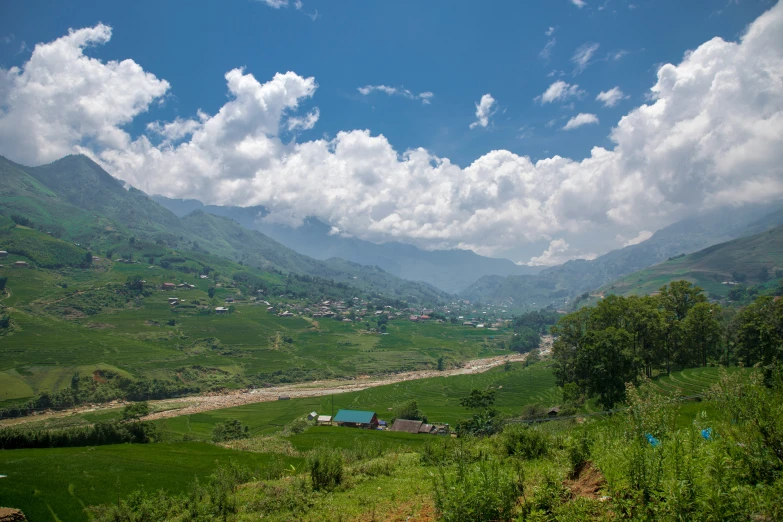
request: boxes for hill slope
[599,224,783,298]
[152,195,540,293]
[462,202,783,308]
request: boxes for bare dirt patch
[565,461,606,500]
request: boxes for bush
[307,447,344,491]
[212,419,250,443]
[500,424,550,460]
[122,401,150,421]
[433,456,523,522]
[0,421,158,449]
[392,399,428,423]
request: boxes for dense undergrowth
[86,367,783,521]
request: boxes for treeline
[552,281,783,407]
[0,370,199,420]
[0,420,159,450]
[510,309,560,353]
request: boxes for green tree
[211,419,249,442]
[208,287,216,298]
[682,302,723,367]
[392,399,428,423]
[437,356,444,371]
[576,327,637,408]
[84,251,93,266]
[460,389,496,412]
[122,401,150,421]
[734,296,783,376]
[0,276,7,292]
[658,281,706,374]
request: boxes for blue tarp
[645,433,660,447]
[701,428,713,440]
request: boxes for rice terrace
[2,1,783,520]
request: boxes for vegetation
[552,281,782,407]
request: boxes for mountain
[598,224,783,298]
[151,195,541,293]
[0,155,448,303]
[462,202,783,308]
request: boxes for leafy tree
[437,356,444,371]
[460,389,496,412]
[211,419,249,442]
[682,302,723,367]
[0,276,7,292]
[658,281,706,374]
[576,327,637,408]
[392,399,428,423]
[208,287,216,298]
[122,401,150,421]
[85,251,93,266]
[734,296,783,377]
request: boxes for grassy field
[0,442,303,522]
[0,255,512,404]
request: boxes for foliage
[212,419,250,442]
[459,389,496,411]
[392,399,428,423]
[306,447,344,491]
[0,420,158,450]
[122,401,150,421]
[432,455,522,522]
[500,424,550,460]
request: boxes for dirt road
[1,352,529,427]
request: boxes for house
[547,407,560,417]
[13,261,28,268]
[200,274,208,279]
[418,423,436,434]
[215,306,229,313]
[0,251,8,258]
[307,411,318,421]
[224,297,234,303]
[162,283,176,290]
[333,409,379,429]
[390,419,424,434]
[409,315,419,322]
[419,315,431,320]
[168,297,180,305]
[316,415,332,425]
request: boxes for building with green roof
[333,409,379,429]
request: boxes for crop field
[0,258,512,402]
[0,442,303,522]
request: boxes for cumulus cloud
[572,42,600,74]
[469,94,496,129]
[357,85,433,105]
[571,0,588,8]
[596,87,628,107]
[537,80,583,104]
[527,239,597,266]
[621,230,654,246]
[258,0,288,7]
[563,113,600,130]
[2,2,783,264]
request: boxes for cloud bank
[2,3,783,265]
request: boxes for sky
[1,0,781,265]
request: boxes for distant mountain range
[461,201,783,309]
[0,154,448,303]
[596,223,783,299]
[151,196,541,294]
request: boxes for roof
[317,415,332,422]
[333,409,377,424]
[390,419,423,434]
[418,423,435,434]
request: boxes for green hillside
[600,224,783,299]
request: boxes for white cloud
[563,113,599,130]
[287,107,320,131]
[572,42,600,74]
[596,87,628,107]
[469,94,496,129]
[537,81,583,104]
[540,38,556,61]
[621,230,653,246]
[545,27,556,36]
[3,2,783,260]
[571,0,588,8]
[258,0,288,7]
[357,85,433,105]
[527,239,597,266]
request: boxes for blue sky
[1,0,782,264]
[1,0,769,165]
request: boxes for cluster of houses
[306,409,450,435]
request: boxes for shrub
[500,424,550,460]
[212,419,250,443]
[307,447,344,491]
[122,401,150,421]
[433,456,523,522]
[392,399,428,423]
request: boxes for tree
[551,307,591,388]
[460,389,496,412]
[576,327,637,408]
[212,419,249,442]
[682,302,723,367]
[437,356,444,371]
[208,287,216,299]
[84,251,93,266]
[0,276,7,292]
[626,296,665,378]
[658,281,706,374]
[122,401,150,421]
[734,296,783,377]
[392,399,428,423]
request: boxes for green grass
[0,442,303,522]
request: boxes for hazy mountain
[151,195,541,294]
[462,201,783,308]
[1,154,448,303]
